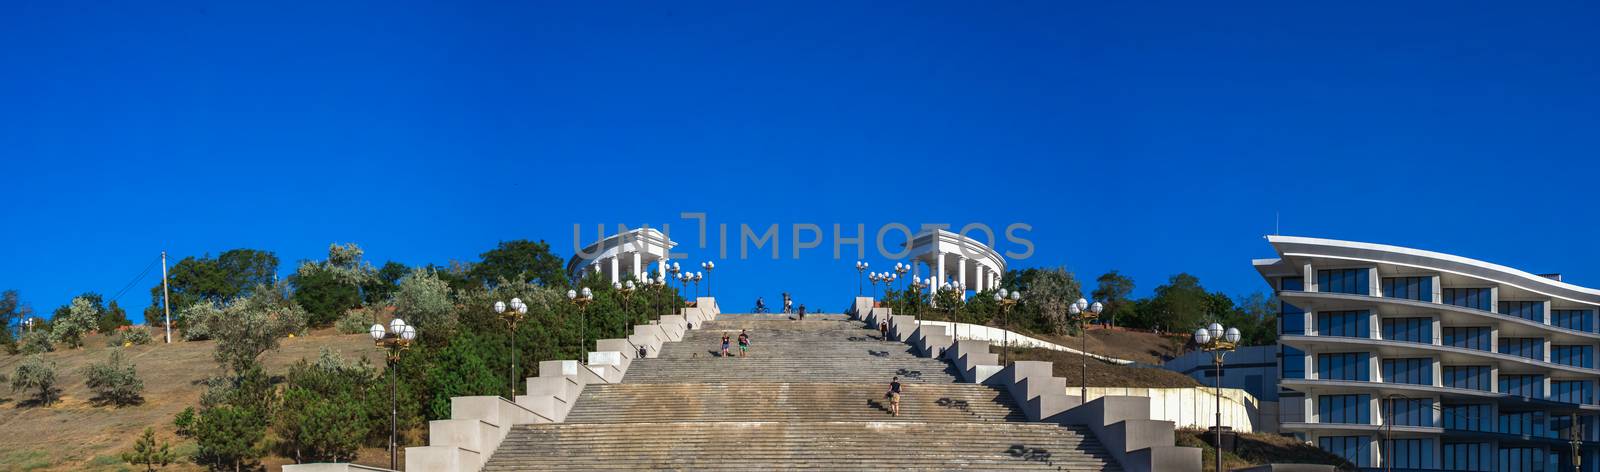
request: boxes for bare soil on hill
[992,345,1203,388]
[0,330,388,471]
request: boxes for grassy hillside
[0,330,384,471]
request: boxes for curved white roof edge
[565,227,677,273]
[905,228,1008,273]
[1267,235,1600,304]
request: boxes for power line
[107,255,162,305]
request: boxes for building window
[1318,394,1371,424]
[1442,442,1492,471]
[1318,353,1368,381]
[1281,276,1304,292]
[1444,288,1493,311]
[1500,301,1546,322]
[1443,327,1492,351]
[1382,317,1431,343]
[1319,436,1370,467]
[1382,358,1431,385]
[1383,397,1434,427]
[1383,276,1433,302]
[1318,269,1370,295]
[1552,380,1592,405]
[1442,404,1492,432]
[1552,309,1595,333]
[1499,374,1544,399]
[1317,311,1369,338]
[1386,438,1434,470]
[1551,345,1593,368]
[1443,366,1491,391]
[1499,410,1549,437]
[1498,446,1546,472]
[1499,337,1545,361]
[1281,345,1305,379]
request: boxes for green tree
[51,296,100,348]
[292,265,361,328]
[84,349,145,406]
[11,354,59,406]
[210,288,308,375]
[18,329,52,354]
[276,350,374,463]
[121,427,176,471]
[1091,271,1136,328]
[0,289,31,351]
[394,268,457,340]
[1003,267,1083,334]
[469,240,568,289]
[144,249,279,329]
[193,404,267,472]
[98,300,132,333]
[361,261,410,306]
[1228,291,1279,346]
[1132,273,1223,334]
[424,332,503,419]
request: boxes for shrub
[276,349,377,462]
[18,330,52,354]
[179,302,224,341]
[335,307,377,334]
[121,427,176,471]
[83,349,145,406]
[10,354,59,406]
[173,407,197,439]
[50,296,99,348]
[109,326,155,347]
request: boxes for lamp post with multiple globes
[491,298,529,399]
[700,261,715,297]
[854,261,869,296]
[566,287,594,361]
[1192,321,1241,472]
[614,280,638,329]
[1067,298,1104,400]
[994,289,1022,363]
[370,318,417,471]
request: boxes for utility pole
[161,251,172,344]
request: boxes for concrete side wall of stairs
[848,296,1201,472]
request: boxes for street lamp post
[910,276,928,319]
[1067,298,1104,400]
[894,262,910,293]
[692,272,703,298]
[700,262,715,297]
[492,298,529,399]
[995,289,1022,364]
[566,287,593,361]
[615,280,637,331]
[370,318,418,471]
[1192,322,1241,472]
[855,261,869,296]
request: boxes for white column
[609,256,620,284]
[632,252,642,281]
[936,253,946,289]
[958,257,968,301]
[976,265,987,292]
[658,257,666,278]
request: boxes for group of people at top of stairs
[718,329,752,357]
[752,293,807,318]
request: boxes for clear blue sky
[3,1,1598,322]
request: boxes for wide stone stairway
[479,314,1122,471]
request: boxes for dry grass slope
[0,330,381,471]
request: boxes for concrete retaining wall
[1082,387,1264,433]
[337,300,720,472]
[853,296,1201,472]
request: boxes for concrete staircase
[479,313,1123,471]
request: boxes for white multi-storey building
[1256,236,1600,472]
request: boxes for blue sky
[3,1,1598,322]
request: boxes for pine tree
[121,427,175,471]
